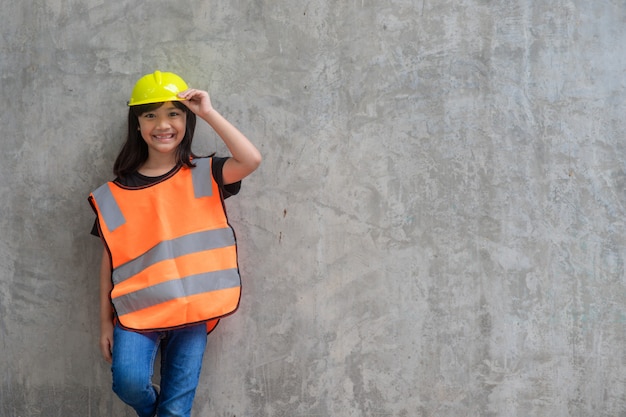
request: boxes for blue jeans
[111,323,208,417]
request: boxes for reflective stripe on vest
[91,183,126,232]
[114,268,239,317]
[89,158,241,331]
[112,228,235,285]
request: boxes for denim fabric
[111,323,208,417]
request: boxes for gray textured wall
[1,1,625,416]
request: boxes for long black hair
[113,101,197,178]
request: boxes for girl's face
[137,101,187,158]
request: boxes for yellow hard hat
[128,70,189,106]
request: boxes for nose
[156,115,171,129]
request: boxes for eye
[169,111,182,117]
[142,113,156,119]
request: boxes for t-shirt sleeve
[211,156,241,199]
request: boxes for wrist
[200,107,219,123]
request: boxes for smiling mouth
[153,133,176,141]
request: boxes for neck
[139,153,178,177]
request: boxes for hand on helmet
[177,89,214,118]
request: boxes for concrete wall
[1,1,625,416]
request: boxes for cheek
[137,124,156,143]
[176,121,188,136]
[138,125,150,140]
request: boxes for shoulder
[202,156,241,198]
[210,156,229,172]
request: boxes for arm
[178,89,262,185]
[99,248,114,363]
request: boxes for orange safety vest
[88,157,240,333]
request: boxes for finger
[180,89,208,101]
[100,345,109,362]
[177,89,192,100]
[179,88,196,94]
[104,346,112,363]
[101,339,113,363]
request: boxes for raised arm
[178,89,262,185]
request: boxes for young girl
[89,71,261,417]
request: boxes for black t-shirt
[90,156,239,237]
